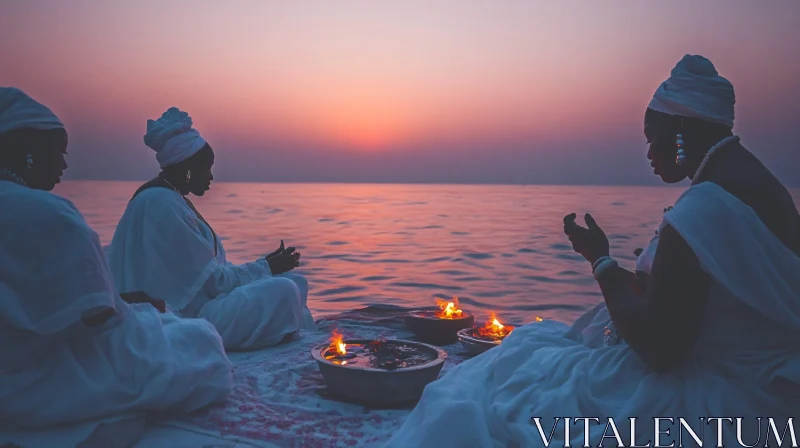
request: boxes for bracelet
[593,258,618,280]
[592,256,612,272]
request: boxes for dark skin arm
[119,291,166,312]
[619,267,649,297]
[596,225,711,372]
[597,266,649,298]
[564,213,710,372]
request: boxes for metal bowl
[311,339,447,406]
[457,327,504,355]
[404,311,475,345]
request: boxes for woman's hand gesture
[562,213,610,265]
[267,244,301,275]
[266,240,286,260]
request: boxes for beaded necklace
[690,135,740,186]
[0,169,27,187]
[603,135,740,346]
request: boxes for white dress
[108,187,316,351]
[0,181,232,433]
[384,182,800,448]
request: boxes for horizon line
[57,179,711,189]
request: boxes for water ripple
[389,282,463,291]
[463,252,494,260]
[316,285,366,296]
[60,181,783,324]
[360,275,397,281]
[422,256,451,263]
[435,270,469,276]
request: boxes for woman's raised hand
[267,244,301,275]
[266,240,285,260]
[562,213,610,264]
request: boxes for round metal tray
[457,327,504,355]
[404,311,475,345]
[312,338,447,405]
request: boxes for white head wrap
[648,55,736,128]
[144,107,207,168]
[0,87,64,135]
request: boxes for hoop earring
[185,169,192,184]
[25,153,33,169]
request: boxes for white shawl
[0,181,123,337]
[108,187,272,313]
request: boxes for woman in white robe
[108,107,316,351]
[384,55,800,448]
[0,88,233,439]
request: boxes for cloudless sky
[1,0,798,185]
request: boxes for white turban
[144,107,207,168]
[0,87,64,135]
[648,55,736,128]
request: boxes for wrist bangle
[592,256,612,272]
[593,258,618,280]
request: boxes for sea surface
[55,181,800,327]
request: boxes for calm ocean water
[55,181,800,326]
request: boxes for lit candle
[435,296,464,319]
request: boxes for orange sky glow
[1,0,798,185]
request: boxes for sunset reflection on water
[58,181,800,325]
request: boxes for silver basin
[404,311,475,345]
[457,327,503,355]
[312,338,447,405]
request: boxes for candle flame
[477,312,515,340]
[330,330,347,355]
[490,316,504,331]
[435,296,464,319]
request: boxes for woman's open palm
[562,213,610,264]
[268,248,301,275]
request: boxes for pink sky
[1,0,799,185]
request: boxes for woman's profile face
[644,114,686,184]
[188,144,214,196]
[26,129,68,191]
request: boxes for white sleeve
[201,257,272,298]
[145,195,273,302]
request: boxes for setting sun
[0,1,797,185]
